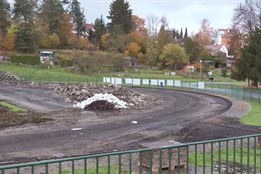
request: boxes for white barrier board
[133,79,141,86]
[174,80,181,87]
[142,79,149,85]
[198,82,205,89]
[167,80,174,86]
[151,79,158,86]
[125,78,133,85]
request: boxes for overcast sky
[9,0,244,34]
[80,0,244,34]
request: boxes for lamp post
[199,60,202,81]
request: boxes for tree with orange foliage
[132,15,147,34]
[125,42,141,58]
[3,28,15,50]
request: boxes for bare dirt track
[0,85,259,164]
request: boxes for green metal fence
[0,134,260,174]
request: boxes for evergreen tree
[0,0,11,39]
[13,0,36,24]
[180,28,183,39]
[15,24,36,53]
[93,15,107,48]
[233,28,261,87]
[107,0,133,35]
[13,0,37,52]
[184,27,188,39]
[40,0,65,35]
[69,0,86,38]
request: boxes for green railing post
[129,153,132,174]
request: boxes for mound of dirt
[0,105,51,129]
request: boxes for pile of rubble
[0,71,19,81]
[52,83,154,109]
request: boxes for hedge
[10,54,40,65]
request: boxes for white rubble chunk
[73,93,128,109]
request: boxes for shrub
[60,58,73,67]
[221,68,227,77]
[10,54,40,65]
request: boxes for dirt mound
[86,100,116,110]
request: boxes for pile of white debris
[73,93,128,109]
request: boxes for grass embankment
[189,148,260,168]
[0,63,237,83]
[0,101,51,128]
[0,63,101,83]
[240,101,261,126]
[0,101,27,112]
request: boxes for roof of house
[205,44,224,52]
[85,23,94,30]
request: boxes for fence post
[258,89,261,104]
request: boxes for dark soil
[0,106,52,129]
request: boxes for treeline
[0,0,88,52]
[0,0,226,70]
[230,0,261,87]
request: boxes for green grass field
[0,62,239,83]
[189,148,260,168]
[0,101,27,112]
[59,166,127,174]
[240,101,261,126]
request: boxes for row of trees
[0,0,220,71]
[0,0,88,52]
[231,0,261,87]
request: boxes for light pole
[199,60,202,81]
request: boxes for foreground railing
[1,134,260,174]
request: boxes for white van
[39,51,55,64]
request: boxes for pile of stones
[52,83,153,109]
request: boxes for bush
[221,68,227,77]
[60,58,73,67]
[10,54,40,65]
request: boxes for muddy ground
[0,85,260,165]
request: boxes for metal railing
[0,134,260,174]
[103,77,261,104]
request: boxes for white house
[204,44,229,57]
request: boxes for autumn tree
[60,13,74,48]
[145,39,161,67]
[132,15,147,34]
[193,18,215,46]
[3,28,15,50]
[125,42,141,58]
[157,16,172,48]
[160,43,189,69]
[147,15,159,37]
[232,0,260,35]
[107,0,133,35]
[0,0,11,42]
